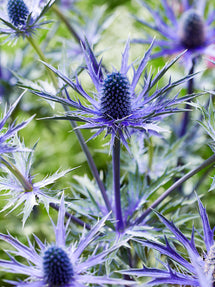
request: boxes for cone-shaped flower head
[32,38,195,149]
[101,72,131,120]
[0,0,55,40]
[43,245,74,286]
[0,195,134,286]
[134,0,215,69]
[178,9,206,49]
[7,0,29,27]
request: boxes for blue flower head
[0,195,135,286]
[134,0,215,69]
[0,0,55,40]
[32,38,195,149]
[43,245,74,286]
[7,0,29,27]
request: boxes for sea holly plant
[1,0,215,286]
[24,38,199,232]
[0,0,110,215]
[132,0,215,174]
[133,0,215,138]
[0,195,135,286]
[0,0,55,41]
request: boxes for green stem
[0,156,33,192]
[51,4,81,43]
[27,36,111,213]
[26,36,58,89]
[147,137,153,174]
[133,153,215,225]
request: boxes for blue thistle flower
[0,195,135,286]
[7,0,29,27]
[101,72,131,120]
[31,38,195,149]
[0,0,55,40]
[134,0,215,69]
[121,196,215,286]
[178,9,206,49]
[43,245,74,286]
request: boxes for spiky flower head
[134,0,215,70]
[101,72,131,120]
[178,9,206,49]
[0,195,135,286]
[31,38,195,149]
[0,0,55,40]
[7,0,29,27]
[43,245,74,286]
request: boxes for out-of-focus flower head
[0,0,55,41]
[0,137,72,225]
[121,197,215,286]
[134,0,215,70]
[0,195,135,286]
[40,0,75,10]
[57,0,75,10]
[30,38,195,150]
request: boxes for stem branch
[26,36,58,89]
[0,156,33,192]
[49,202,91,230]
[52,4,81,43]
[134,153,215,225]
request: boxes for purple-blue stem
[133,152,215,225]
[113,136,124,232]
[49,202,91,230]
[176,58,195,193]
[179,58,196,137]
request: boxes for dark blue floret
[179,9,205,49]
[43,245,74,286]
[101,72,131,120]
[7,0,29,27]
